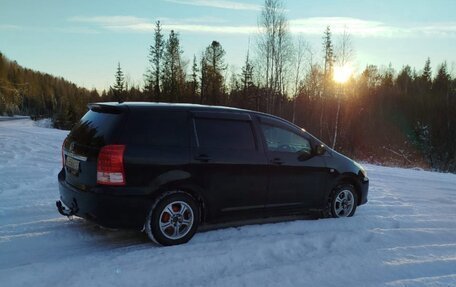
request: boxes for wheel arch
[333,173,363,206]
[148,181,208,224]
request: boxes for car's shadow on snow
[59,217,152,248]
[61,214,317,249]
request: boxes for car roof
[90,102,251,113]
[88,101,305,131]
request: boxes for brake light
[97,145,126,186]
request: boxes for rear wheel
[145,191,199,246]
[329,184,358,218]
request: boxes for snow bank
[0,115,30,121]
[1,119,455,287]
[33,118,54,129]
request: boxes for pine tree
[241,51,254,91]
[320,26,334,138]
[200,52,207,104]
[432,62,453,170]
[202,41,226,105]
[323,26,334,84]
[234,50,256,109]
[162,30,185,102]
[417,58,433,113]
[145,21,164,101]
[113,62,125,102]
[422,57,432,83]
[191,55,199,102]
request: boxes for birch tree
[257,0,291,114]
[332,29,354,149]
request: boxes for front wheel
[145,191,199,246]
[329,184,358,218]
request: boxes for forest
[0,0,455,172]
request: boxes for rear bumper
[57,170,151,229]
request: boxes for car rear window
[194,118,256,150]
[119,110,188,147]
[67,109,123,148]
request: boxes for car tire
[327,184,358,218]
[145,191,199,246]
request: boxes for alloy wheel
[158,201,194,240]
[333,189,355,217]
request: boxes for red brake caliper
[161,212,170,223]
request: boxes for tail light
[97,145,126,186]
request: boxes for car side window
[260,124,311,153]
[120,111,188,147]
[194,118,256,150]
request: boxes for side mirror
[298,150,313,161]
[313,144,326,156]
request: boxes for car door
[258,116,328,216]
[190,111,269,222]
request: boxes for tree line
[0,0,455,172]
[0,52,99,128]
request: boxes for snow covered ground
[0,115,30,121]
[1,119,456,287]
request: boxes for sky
[1,0,456,91]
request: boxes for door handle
[270,158,283,165]
[195,154,211,162]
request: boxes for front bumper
[359,177,369,205]
[57,170,151,229]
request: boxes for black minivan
[57,102,368,246]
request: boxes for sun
[333,64,353,84]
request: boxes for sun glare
[333,64,353,84]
